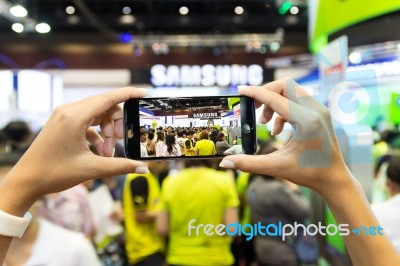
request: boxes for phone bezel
[124,95,256,160]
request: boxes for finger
[259,105,274,124]
[88,156,149,177]
[86,128,105,156]
[272,115,285,135]
[238,86,295,122]
[100,116,116,157]
[105,105,124,139]
[79,87,147,120]
[219,154,285,178]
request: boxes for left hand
[0,87,149,215]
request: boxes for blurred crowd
[139,125,238,158]
[1,120,399,266]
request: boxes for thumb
[219,154,282,177]
[89,156,149,178]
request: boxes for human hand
[219,78,352,194]
[0,87,149,216]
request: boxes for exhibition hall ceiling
[0,0,307,39]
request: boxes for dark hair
[165,134,176,154]
[157,131,164,142]
[210,130,219,143]
[217,132,225,141]
[3,121,31,142]
[148,132,154,140]
[177,131,184,138]
[199,130,209,140]
[0,130,7,146]
[387,156,400,186]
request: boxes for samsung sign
[151,64,264,87]
[189,112,220,119]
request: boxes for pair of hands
[0,78,351,216]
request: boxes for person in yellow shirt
[156,159,239,266]
[123,162,167,266]
[195,130,216,156]
[183,131,196,156]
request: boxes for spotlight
[179,6,189,15]
[270,42,280,53]
[35,23,51,33]
[65,6,75,15]
[122,6,132,15]
[12,23,24,33]
[120,14,136,24]
[349,52,362,64]
[290,6,299,15]
[234,6,244,15]
[10,5,28,18]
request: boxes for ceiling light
[270,42,280,53]
[349,52,362,64]
[10,5,28,18]
[120,14,136,24]
[179,6,189,15]
[11,23,24,33]
[290,6,299,15]
[122,6,132,15]
[35,23,51,33]
[67,15,80,24]
[65,6,75,15]
[234,6,244,15]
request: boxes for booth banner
[189,112,220,119]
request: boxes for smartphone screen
[124,96,256,160]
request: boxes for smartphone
[124,95,256,160]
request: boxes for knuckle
[319,105,331,120]
[52,104,74,123]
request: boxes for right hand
[220,78,352,193]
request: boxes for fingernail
[135,166,149,174]
[219,160,235,169]
[139,88,148,95]
[237,85,249,91]
[112,148,115,157]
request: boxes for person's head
[157,131,164,142]
[187,130,194,138]
[0,130,7,152]
[140,131,148,142]
[177,131,184,138]
[148,132,154,141]
[387,156,400,196]
[167,126,173,133]
[217,132,225,142]
[3,121,31,143]
[199,130,209,140]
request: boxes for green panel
[311,0,400,52]
[228,97,240,110]
[389,93,400,124]
[324,207,346,254]
[256,124,270,142]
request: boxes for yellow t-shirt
[195,139,216,156]
[160,167,239,266]
[123,173,164,264]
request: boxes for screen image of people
[138,97,242,158]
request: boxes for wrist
[0,179,36,217]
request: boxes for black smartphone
[124,95,256,160]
